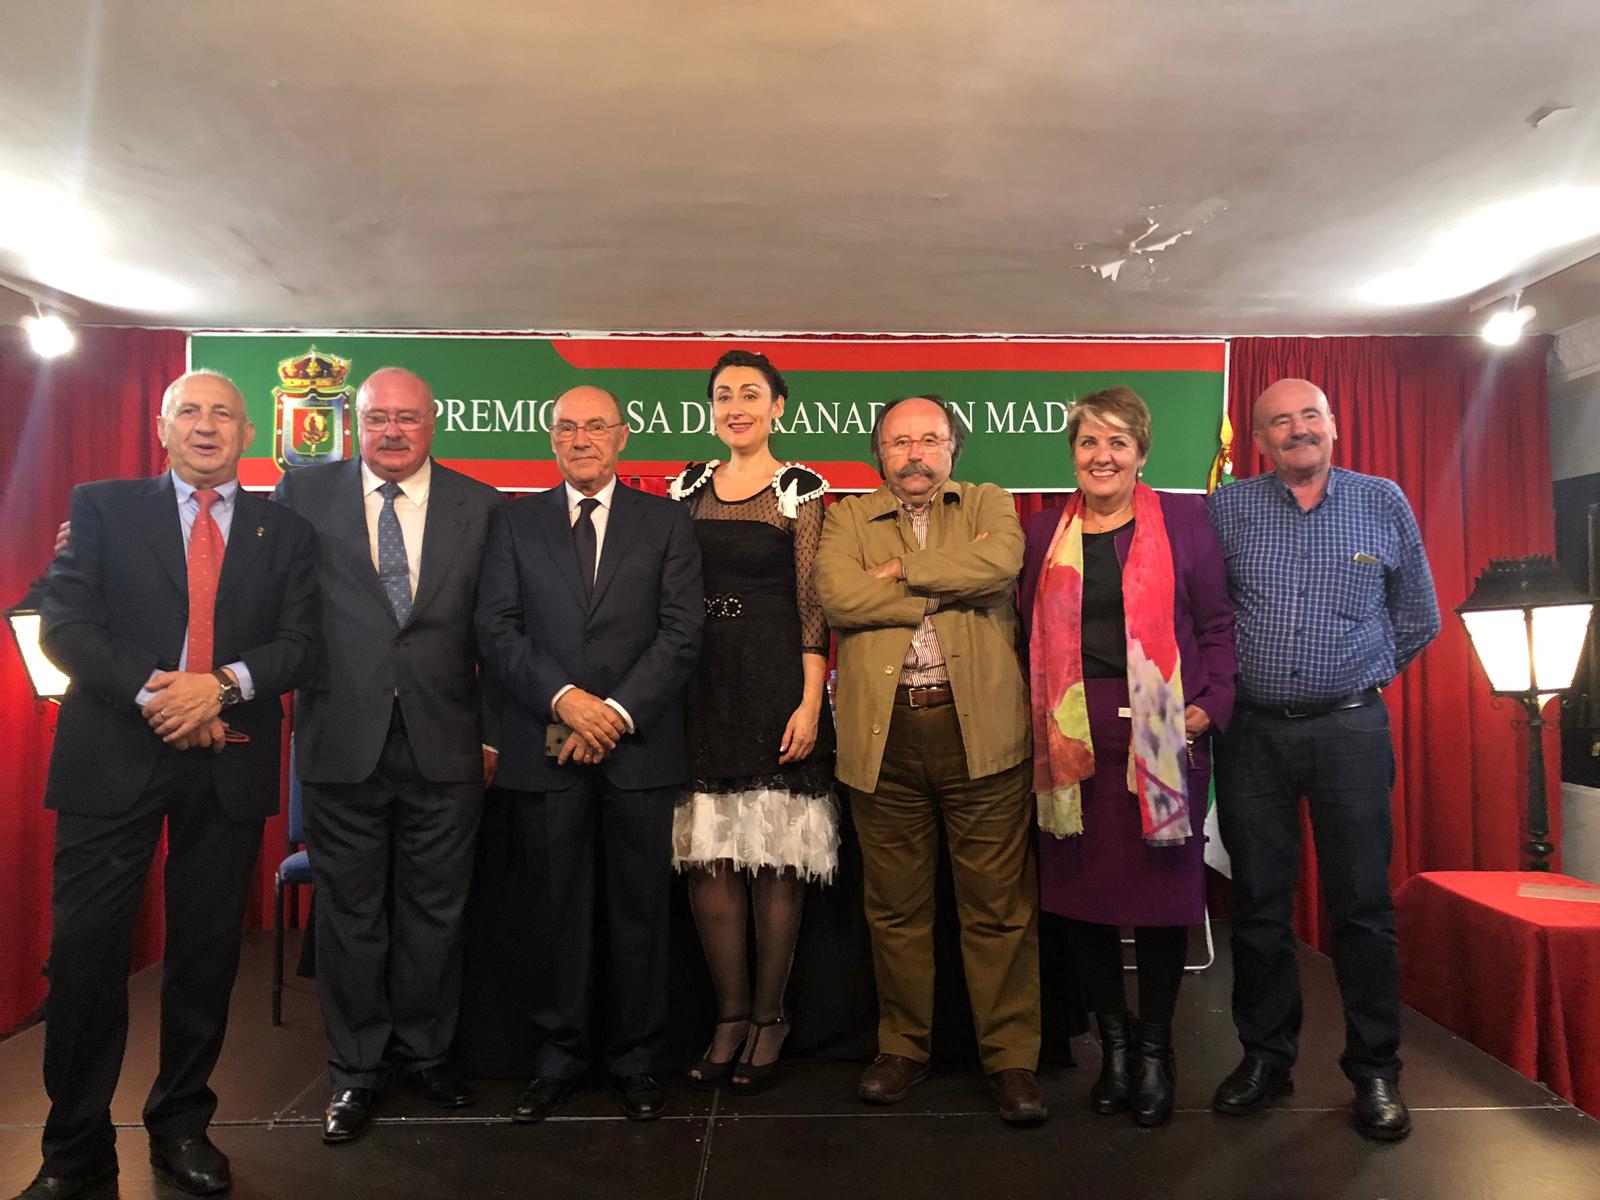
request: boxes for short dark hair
[707,349,788,401]
[869,394,966,474]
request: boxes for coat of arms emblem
[273,347,353,471]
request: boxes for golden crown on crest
[276,347,352,395]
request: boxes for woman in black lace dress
[669,349,838,1093]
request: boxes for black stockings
[1064,918,1187,1024]
[688,865,805,1064]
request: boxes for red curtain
[1226,336,1557,949]
[0,327,293,1034]
[0,332,1559,1029]
[0,326,182,1031]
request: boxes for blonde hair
[1066,386,1151,457]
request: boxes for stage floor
[2,925,1597,1199]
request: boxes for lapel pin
[257,526,265,537]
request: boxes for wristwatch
[212,669,243,708]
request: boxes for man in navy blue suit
[476,385,703,1122]
[21,370,318,1200]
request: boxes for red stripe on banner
[239,458,886,492]
[239,459,283,488]
[548,338,1226,373]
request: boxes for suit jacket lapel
[410,462,466,622]
[216,489,268,602]
[589,482,642,613]
[138,474,187,596]
[538,485,589,612]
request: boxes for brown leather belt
[894,683,954,709]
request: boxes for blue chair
[273,739,313,1026]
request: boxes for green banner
[189,334,1226,491]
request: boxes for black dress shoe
[322,1087,378,1145]
[513,1076,578,1124]
[616,1073,665,1122]
[1212,1054,1294,1115]
[10,1166,117,1200]
[149,1134,231,1195]
[407,1065,475,1109]
[1352,1077,1411,1141]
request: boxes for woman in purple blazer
[1019,387,1235,1127]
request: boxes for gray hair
[160,369,244,422]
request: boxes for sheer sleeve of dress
[793,496,829,655]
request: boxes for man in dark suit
[272,366,503,1144]
[476,384,703,1122]
[19,370,318,1200]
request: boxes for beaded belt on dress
[705,593,745,619]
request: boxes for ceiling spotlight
[1481,294,1537,346]
[23,310,76,358]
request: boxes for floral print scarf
[1030,483,1191,845]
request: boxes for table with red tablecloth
[1395,870,1600,1116]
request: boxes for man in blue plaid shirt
[1207,378,1439,1142]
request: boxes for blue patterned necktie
[377,480,413,625]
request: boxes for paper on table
[1517,882,1600,904]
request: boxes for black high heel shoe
[730,1016,790,1094]
[688,1015,750,1090]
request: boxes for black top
[1081,524,1129,678]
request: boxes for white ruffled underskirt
[672,787,840,884]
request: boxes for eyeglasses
[883,435,952,456]
[360,412,429,431]
[552,420,626,440]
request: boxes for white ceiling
[3,0,1600,335]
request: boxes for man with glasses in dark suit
[476,385,703,1122]
[273,366,503,1144]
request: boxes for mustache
[894,461,938,480]
[376,437,412,451]
[1283,433,1320,448]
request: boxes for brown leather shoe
[989,1068,1049,1125]
[858,1053,931,1105]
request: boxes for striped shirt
[1207,468,1440,707]
[899,502,950,686]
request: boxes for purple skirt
[1037,676,1209,927]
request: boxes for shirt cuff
[135,666,166,708]
[223,661,255,701]
[604,698,636,734]
[551,683,576,717]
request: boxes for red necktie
[186,488,224,673]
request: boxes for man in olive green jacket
[816,395,1043,1126]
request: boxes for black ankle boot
[1131,1020,1176,1127]
[1090,1011,1134,1114]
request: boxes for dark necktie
[377,481,413,625]
[574,497,600,602]
[186,488,224,672]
